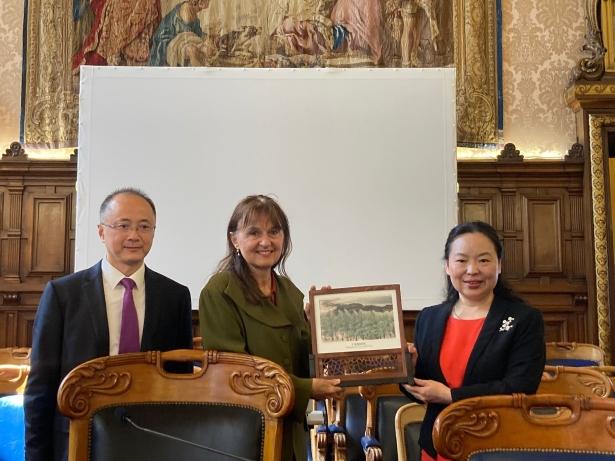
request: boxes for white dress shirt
[101,258,146,355]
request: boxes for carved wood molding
[230,357,293,418]
[588,114,615,363]
[437,399,500,459]
[3,142,27,160]
[497,143,524,162]
[58,360,132,418]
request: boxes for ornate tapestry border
[588,114,613,363]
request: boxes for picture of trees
[319,301,396,342]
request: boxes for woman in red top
[400,221,545,461]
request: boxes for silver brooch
[499,317,515,332]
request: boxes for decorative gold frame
[588,114,613,363]
[602,0,615,73]
[454,0,498,144]
[22,0,497,147]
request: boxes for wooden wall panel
[522,198,562,274]
[0,156,77,347]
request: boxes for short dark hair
[443,221,522,304]
[217,195,292,303]
[99,188,156,221]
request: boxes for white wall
[76,66,456,310]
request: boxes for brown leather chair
[433,393,615,460]
[57,349,294,461]
[545,341,605,366]
[538,365,612,398]
[394,403,426,461]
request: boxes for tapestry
[22,0,496,147]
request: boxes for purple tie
[118,278,140,353]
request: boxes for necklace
[452,304,465,319]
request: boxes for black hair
[443,221,523,305]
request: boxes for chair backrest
[433,393,615,460]
[57,349,294,461]
[327,386,366,461]
[545,341,605,366]
[0,347,31,366]
[360,383,413,461]
[394,403,426,461]
[592,365,615,396]
[538,365,612,398]
[0,364,30,395]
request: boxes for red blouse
[421,315,486,461]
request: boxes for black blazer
[402,296,545,458]
[24,261,193,461]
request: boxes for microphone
[113,407,256,461]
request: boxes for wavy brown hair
[217,195,292,303]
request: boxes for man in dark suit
[24,188,193,461]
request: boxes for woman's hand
[407,342,418,368]
[401,378,452,404]
[311,378,342,400]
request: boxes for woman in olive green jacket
[199,195,341,461]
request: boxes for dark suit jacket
[401,296,545,458]
[24,261,193,461]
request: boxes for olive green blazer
[199,271,312,461]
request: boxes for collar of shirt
[101,258,145,290]
[101,258,146,355]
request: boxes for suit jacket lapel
[83,261,110,355]
[463,297,507,380]
[141,267,161,351]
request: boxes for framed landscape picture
[309,284,411,386]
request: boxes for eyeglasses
[100,222,156,234]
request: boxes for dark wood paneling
[0,156,77,347]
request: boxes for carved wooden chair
[538,365,613,398]
[57,349,294,461]
[0,364,30,394]
[315,386,367,461]
[433,393,615,460]
[545,341,605,366]
[0,348,30,460]
[359,383,413,461]
[394,403,426,461]
[0,346,31,366]
[592,365,615,395]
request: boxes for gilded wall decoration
[588,114,613,364]
[0,0,24,149]
[502,0,585,155]
[22,0,461,148]
[454,0,498,144]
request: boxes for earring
[235,247,240,256]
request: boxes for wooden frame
[433,393,615,460]
[309,285,409,386]
[57,349,294,461]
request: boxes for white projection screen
[76,66,456,310]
